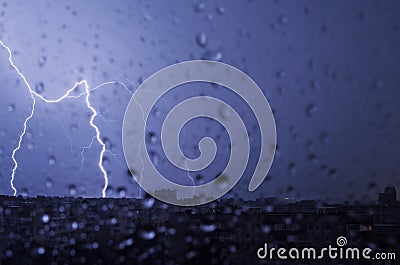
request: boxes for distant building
[378,186,397,205]
[0,190,398,264]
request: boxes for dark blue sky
[0,0,399,201]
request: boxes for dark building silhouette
[0,188,398,264]
[379,186,398,205]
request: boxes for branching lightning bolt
[84,80,108,197]
[77,136,96,174]
[1,41,37,196]
[0,40,130,197]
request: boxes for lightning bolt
[1,40,37,196]
[0,40,129,197]
[84,80,108,197]
[180,128,196,196]
[77,136,96,174]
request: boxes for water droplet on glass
[146,132,158,144]
[35,82,45,94]
[70,124,79,133]
[7,104,15,112]
[186,250,197,259]
[89,242,98,250]
[196,32,208,47]
[284,217,292,225]
[328,168,337,177]
[140,230,155,240]
[279,15,288,25]
[262,225,271,234]
[153,108,161,117]
[202,50,223,61]
[42,214,50,223]
[20,189,29,199]
[305,103,317,117]
[37,247,45,255]
[219,105,231,119]
[195,174,205,185]
[102,137,111,149]
[102,156,110,167]
[142,197,155,209]
[216,174,229,191]
[117,187,126,197]
[27,142,34,150]
[320,131,331,144]
[288,162,297,174]
[143,12,151,21]
[48,156,56,166]
[71,222,78,230]
[45,178,53,188]
[194,2,205,12]
[105,185,114,196]
[276,70,286,79]
[26,130,33,139]
[125,238,133,246]
[38,56,47,67]
[149,151,159,166]
[311,79,320,90]
[308,153,318,164]
[217,7,226,14]
[69,185,77,196]
[200,223,216,232]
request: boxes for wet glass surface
[0,1,399,264]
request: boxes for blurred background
[0,0,399,202]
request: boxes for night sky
[0,0,399,201]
